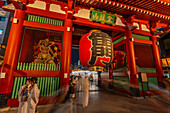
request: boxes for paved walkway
[3,84,170,113]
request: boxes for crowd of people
[17,72,170,113]
[17,74,94,113]
[68,73,93,108]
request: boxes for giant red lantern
[79,30,113,67]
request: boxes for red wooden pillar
[0,9,25,94]
[150,35,163,82]
[149,23,163,84]
[60,11,73,86]
[125,29,140,96]
[123,16,140,96]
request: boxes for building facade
[0,0,169,107]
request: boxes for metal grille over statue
[33,38,60,65]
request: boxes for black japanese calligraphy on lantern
[88,31,112,66]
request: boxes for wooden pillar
[125,29,140,96]
[60,11,73,86]
[123,16,140,96]
[0,9,25,94]
[149,22,163,84]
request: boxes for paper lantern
[79,30,113,67]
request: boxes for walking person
[27,77,40,113]
[69,76,78,99]
[18,79,31,113]
[77,74,82,91]
[72,76,78,99]
[89,74,93,86]
[82,75,90,108]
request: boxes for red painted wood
[0,9,25,94]
[0,1,4,8]
[73,17,159,37]
[60,12,73,86]
[73,17,126,32]
[13,70,61,77]
[23,21,65,32]
[46,3,50,11]
[132,29,151,36]
[11,1,22,9]
[2,63,62,77]
[112,34,124,42]
[134,44,155,68]
[133,18,149,24]
[25,7,66,20]
[125,27,139,89]
[113,40,125,48]
[7,98,19,107]
[51,0,67,7]
[150,35,163,83]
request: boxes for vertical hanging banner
[89,8,117,26]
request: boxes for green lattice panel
[11,77,60,99]
[113,76,130,90]
[27,14,63,26]
[17,63,61,71]
[132,34,150,40]
[113,36,125,45]
[137,67,156,73]
[113,68,127,72]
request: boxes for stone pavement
[3,84,170,113]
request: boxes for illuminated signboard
[167,58,170,66]
[161,58,170,67]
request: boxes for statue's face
[45,38,49,42]
[44,39,49,46]
[54,47,58,51]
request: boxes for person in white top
[18,79,31,113]
[77,74,83,91]
[82,75,90,108]
[27,77,40,113]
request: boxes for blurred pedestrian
[27,77,40,113]
[69,76,78,99]
[89,74,93,86]
[77,74,83,91]
[18,79,31,113]
[72,76,78,98]
[82,75,90,108]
